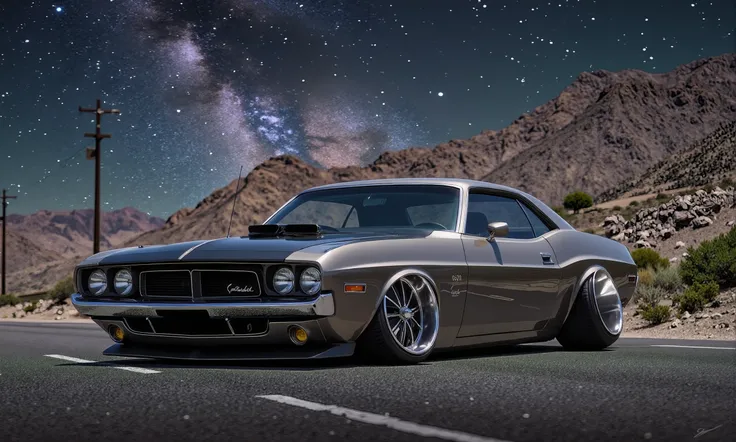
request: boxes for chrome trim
[71,292,336,318]
[225,318,235,335]
[195,268,262,298]
[139,269,194,301]
[145,317,156,333]
[177,239,217,260]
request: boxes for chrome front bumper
[70,292,335,318]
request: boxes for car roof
[306,178,518,193]
[301,178,575,231]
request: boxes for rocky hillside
[602,186,736,249]
[597,121,736,202]
[5,207,165,258]
[483,53,736,203]
[0,230,56,274]
[128,53,736,246]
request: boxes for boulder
[692,216,713,229]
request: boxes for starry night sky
[0,0,733,217]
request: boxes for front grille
[200,270,261,298]
[142,271,192,299]
[125,316,268,336]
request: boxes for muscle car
[71,178,638,364]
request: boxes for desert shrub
[0,294,21,307]
[612,205,622,211]
[638,304,671,325]
[719,177,734,189]
[655,193,669,200]
[629,200,640,207]
[673,281,720,314]
[652,265,683,293]
[635,284,666,307]
[47,275,75,304]
[563,191,593,214]
[703,184,715,193]
[23,301,38,313]
[637,268,654,287]
[631,248,669,271]
[679,227,736,288]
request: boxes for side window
[520,203,552,237]
[464,193,534,239]
[406,203,457,230]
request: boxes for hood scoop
[247,224,323,238]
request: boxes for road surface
[0,321,734,442]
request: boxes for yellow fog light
[108,324,125,343]
[289,326,308,345]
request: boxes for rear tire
[557,268,623,351]
[357,273,440,365]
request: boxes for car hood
[76,231,428,267]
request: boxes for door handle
[540,253,555,265]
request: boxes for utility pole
[79,99,120,254]
[1,189,17,295]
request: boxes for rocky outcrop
[602,187,736,248]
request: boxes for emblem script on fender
[227,283,254,294]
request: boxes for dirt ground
[622,289,736,340]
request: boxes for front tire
[557,268,623,350]
[357,273,440,365]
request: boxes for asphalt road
[0,321,734,442]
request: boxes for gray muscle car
[71,178,638,364]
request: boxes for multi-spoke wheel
[357,272,440,364]
[557,267,623,350]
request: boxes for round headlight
[273,267,295,294]
[114,269,133,296]
[299,267,321,295]
[88,269,108,296]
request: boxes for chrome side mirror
[487,222,509,241]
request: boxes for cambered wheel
[557,268,624,350]
[357,273,440,365]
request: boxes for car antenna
[226,165,244,238]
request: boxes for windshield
[267,185,460,232]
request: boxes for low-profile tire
[556,267,623,351]
[357,273,440,365]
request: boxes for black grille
[125,316,268,336]
[142,271,192,298]
[200,270,261,298]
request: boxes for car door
[457,190,561,337]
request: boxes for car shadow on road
[52,343,571,372]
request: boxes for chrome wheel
[592,269,623,335]
[382,274,439,356]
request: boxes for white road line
[651,345,736,351]
[257,394,513,442]
[44,354,160,374]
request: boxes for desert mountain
[0,229,57,275]
[128,53,736,246]
[5,207,164,258]
[483,54,736,203]
[596,121,736,202]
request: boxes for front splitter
[102,342,355,361]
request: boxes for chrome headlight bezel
[273,267,295,294]
[88,269,108,296]
[113,269,134,296]
[299,267,322,295]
